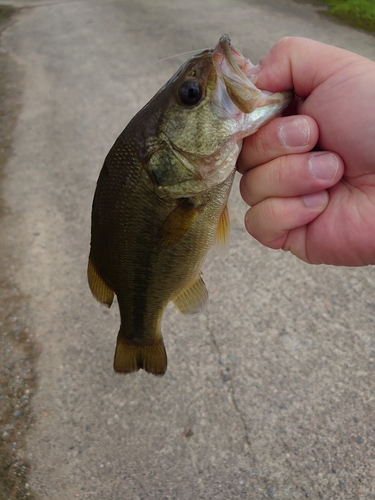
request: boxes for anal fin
[87,257,114,308]
[114,334,167,376]
[173,274,208,314]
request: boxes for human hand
[237,37,375,266]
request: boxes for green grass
[0,5,15,22]
[321,0,375,32]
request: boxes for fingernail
[279,118,310,148]
[309,153,338,180]
[303,191,328,208]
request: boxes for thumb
[254,37,363,97]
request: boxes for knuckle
[272,155,291,186]
[273,36,300,53]
[250,127,276,163]
[263,199,282,227]
[255,132,271,160]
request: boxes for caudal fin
[113,334,167,376]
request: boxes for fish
[88,34,293,376]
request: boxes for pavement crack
[205,311,253,455]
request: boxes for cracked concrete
[0,0,375,499]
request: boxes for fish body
[88,35,293,376]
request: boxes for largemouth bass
[88,35,293,376]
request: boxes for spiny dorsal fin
[158,198,202,247]
[87,257,114,308]
[114,334,167,376]
[173,274,208,314]
[215,204,230,260]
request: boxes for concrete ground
[0,0,375,498]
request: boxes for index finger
[237,115,319,173]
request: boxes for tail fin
[113,334,167,376]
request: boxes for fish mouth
[212,34,291,117]
[189,35,293,188]
[214,34,258,87]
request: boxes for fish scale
[88,35,293,376]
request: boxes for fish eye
[178,79,203,106]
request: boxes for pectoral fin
[158,198,203,247]
[173,274,208,314]
[87,257,114,308]
[215,204,230,260]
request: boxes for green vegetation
[321,0,375,33]
[0,5,15,22]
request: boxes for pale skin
[237,37,375,266]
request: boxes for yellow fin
[114,334,167,376]
[173,274,208,314]
[87,257,114,308]
[158,198,202,247]
[215,204,230,260]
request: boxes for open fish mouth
[214,34,258,86]
[153,35,293,195]
[212,34,289,118]
[191,35,293,187]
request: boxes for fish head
[144,35,293,198]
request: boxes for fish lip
[212,35,261,119]
[199,36,294,185]
[213,34,257,85]
[212,35,293,119]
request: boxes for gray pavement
[1,0,375,498]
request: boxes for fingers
[236,36,375,265]
[240,151,342,206]
[238,111,344,254]
[237,115,319,173]
[243,191,329,251]
[240,148,344,254]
